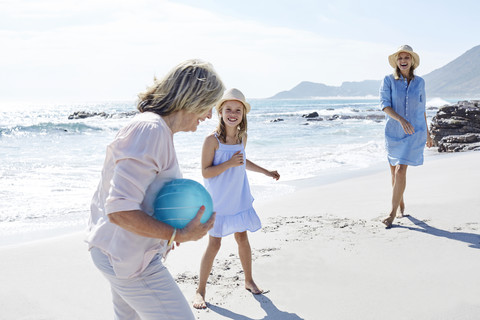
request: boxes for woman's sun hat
[216,88,251,113]
[388,45,420,69]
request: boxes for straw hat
[216,88,251,114]
[388,45,420,69]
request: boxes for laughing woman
[379,45,433,228]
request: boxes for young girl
[193,88,280,309]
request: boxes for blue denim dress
[380,74,427,166]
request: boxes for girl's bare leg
[234,231,263,294]
[193,236,221,309]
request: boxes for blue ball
[153,179,213,229]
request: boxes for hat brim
[388,50,420,69]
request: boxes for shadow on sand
[208,294,303,320]
[394,215,480,249]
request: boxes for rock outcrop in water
[301,112,384,122]
[430,100,480,152]
[68,111,137,119]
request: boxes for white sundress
[204,135,261,237]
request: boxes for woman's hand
[108,208,214,243]
[175,206,215,243]
[426,135,433,148]
[383,107,415,135]
[399,118,415,135]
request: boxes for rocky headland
[430,100,480,152]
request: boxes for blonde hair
[215,101,248,144]
[137,59,225,116]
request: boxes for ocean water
[0,98,449,245]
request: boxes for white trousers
[90,247,195,320]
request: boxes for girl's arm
[424,112,433,148]
[242,134,280,180]
[201,134,244,179]
[382,106,415,135]
[245,159,280,180]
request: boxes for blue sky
[1,0,479,103]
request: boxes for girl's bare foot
[245,280,266,295]
[193,291,207,309]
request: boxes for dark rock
[442,133,480,143]
[270,118,284,122]
[301,111,385,123]
[302,112,319,118]
[328,114,385,121]
[365,114,385,121]
[430,100,480,152]
[68,111,108,119]
[68,110,137,120]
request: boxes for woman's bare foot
[397,201,406,218]
[382,215,395,229]
[193,291,207,309]
[245,280,265,295]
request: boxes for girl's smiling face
[220,100,244,127]
[396,52,413,73]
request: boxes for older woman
[86,59,225,319]
[380,45,433,228]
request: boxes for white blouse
[86,112,182,279]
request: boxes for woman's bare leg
[383,164,408,227]
[390,165,406,217]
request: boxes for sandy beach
[1,151,479,320]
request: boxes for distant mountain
[269,45,480,99]
[423,45,480,98]
[270,80,381,99]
